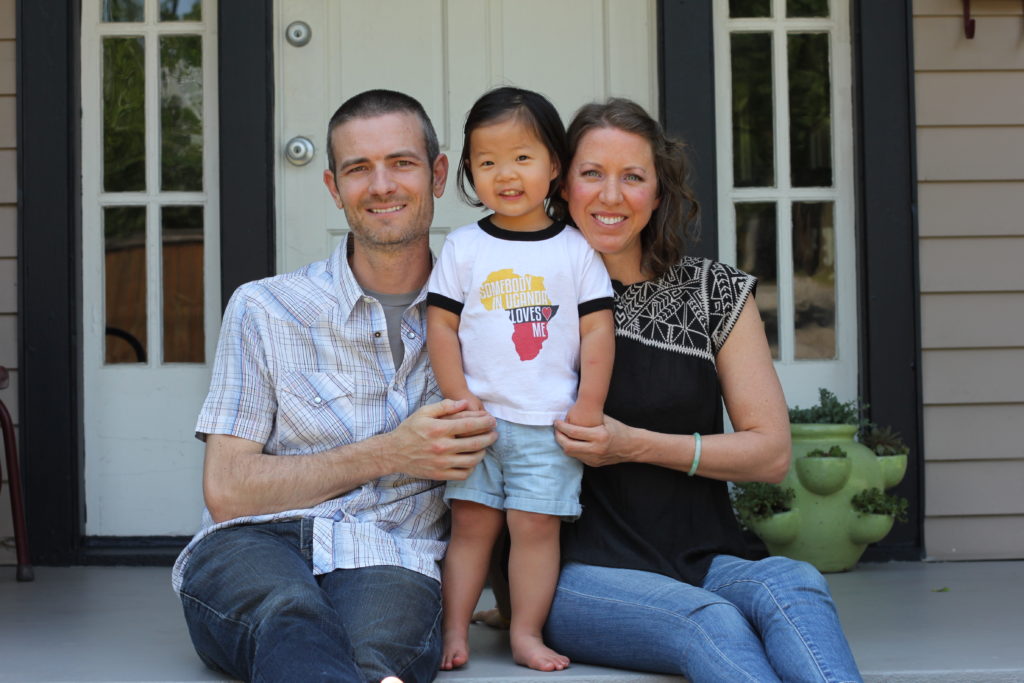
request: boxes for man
[172,90,496,683]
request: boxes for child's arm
[565,308,614,427]
[426,305,485,413]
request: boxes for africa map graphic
[479,268,559,361]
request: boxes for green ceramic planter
[749,423,907,573]
[795,455,852,495]
[850,512,895,545]
[749,509,801,546]
[879,454,908,489]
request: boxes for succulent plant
[805,445,847,458]
[851,487,909,523]
[730,482,795,529]
[788,388,864,426]
[859,425,909,456]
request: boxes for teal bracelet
[688,432,702,476]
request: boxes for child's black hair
[457,87,569,221]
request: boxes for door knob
[285,136,315,166]
[286,21,312,47]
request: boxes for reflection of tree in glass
[161,36,203,191]
[103,0,144,22]
[730,0,770,17]
[787,0,828,18]
[160,0,202,21]
[788,34,832,187]
[103,37,145,192]
[731,33,774,188]
[104,206,146,248]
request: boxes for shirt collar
[328,233,433,321]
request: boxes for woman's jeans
[178,519,443,683]
[545,555,862,683]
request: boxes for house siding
[914,0,1024,560]
[0,0,17,564]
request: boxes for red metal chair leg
[0,367,33,581]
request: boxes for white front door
[81,0,219,535]
[274,0,658,272]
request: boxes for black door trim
[17,0,276,564]
[658,0,923,559]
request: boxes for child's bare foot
[511,632,569,671]
[440,630,470,670]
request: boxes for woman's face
[565,126,660,263]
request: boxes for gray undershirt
[362,287,419,369]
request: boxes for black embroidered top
[561,257,758,586]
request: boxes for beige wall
[0,0,17,565]
[915,0,1024,560]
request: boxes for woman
[543,99,863,682]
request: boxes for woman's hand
[554,414,634,467]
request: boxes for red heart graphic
[541,307,552,320]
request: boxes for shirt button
[374,331,382,338]
[406,332,416,339]
[363,296,374,304]
[313,396,323,404]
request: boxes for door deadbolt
[286,21,312,47]
[285,136,315,166]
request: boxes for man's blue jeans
[178,519,443,683]
[545,555,862,683]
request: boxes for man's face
[323,112,448,251]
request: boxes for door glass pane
[105,207,148,364]
[792,202,835,359]
[736,202,779,358]
[788,0,829,17]
[162,206,204,363]
[160,0,202,21]
[102,0,144,22]
[160,35,204,191]
[103,37,146,192]
[788,33,833,187]
[730,0,771,17]
[731,33,775,188]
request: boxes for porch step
[0,561,1021,682]
[435,625,677,682]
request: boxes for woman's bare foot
[440,630,470,670]
[472,607,511,629]
[511,632,570,672]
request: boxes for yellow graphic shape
[479,268,552,311]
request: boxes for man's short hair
[326,89,440,174]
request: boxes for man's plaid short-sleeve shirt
[172,235,446,592]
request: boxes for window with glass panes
[714,0,856,400]
[88,0,214,365]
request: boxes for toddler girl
[427,87,614,672]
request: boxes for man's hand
[384,399,496,480]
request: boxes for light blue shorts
[444,418,583,520]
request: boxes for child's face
[467,116,559,231]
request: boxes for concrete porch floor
[0,561,1021,682]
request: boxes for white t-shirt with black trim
[428,217,614,425]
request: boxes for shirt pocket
[276,371,356,451]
